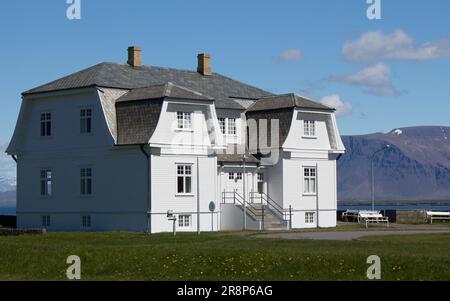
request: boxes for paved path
[257,225,450,241]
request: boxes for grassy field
[0,230,449,281]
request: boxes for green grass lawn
[0,231,449,281]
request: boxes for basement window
[305,212,315,225]
[178,215,191,228]
[82,215,92,228]
[41,215,51,227]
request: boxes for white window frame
[41,215,51,227]
[176,164,193,195]
[305,212,315,225]
[303,167,317,195]
[218,117,226,134]
[177,112,192,130]
[303,120,316,137]
[218,117,238,136]
[40,112,52,137]
[227,118,237,136]
[80,167,93,196]
[82,215,92,228]
[178,215,191,228]
[40,169,52,197]
[228,172,235,180]
[235,172,243,180]
[80,108,92,134]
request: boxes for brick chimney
[127,46,142,67]
[197,53,212,76]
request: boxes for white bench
[426,211,450,224]
[358,211,389,228]
[342,210,360,222]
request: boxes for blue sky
[1,0,450,143]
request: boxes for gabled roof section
[116,82,213,103]
[23,62,272,109]
[247,93,335,112]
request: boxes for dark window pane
[41,180,46,195]
[185,177,192,193]
[177,176,184,193]
[81,180,85,194]
[86,118,91,133]
[87,179,92,195]
[47,122,51,136]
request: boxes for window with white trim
[218,118,226,134]
[82,215,91,228]
[305,212,315,224]
[218,117,238,136]
[177,112,192,130]
[304,120,316,137]
[178,215,191,228]
[257,173,264,194]
[177,165,192,194]
[80,108,92,134]
[40,113,52,137]
[227,118,237,135]
[228,172,235,180]
[303,167,317,194]
[236,172,243,180]
[80,168,92,195]
[42,215,51,227]
[40,169,52,196]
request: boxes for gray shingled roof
[247,93,335,112]
[116,82,213,102]
[116,99,164,145]
[23,62,272,110]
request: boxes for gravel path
[257,225,450,241]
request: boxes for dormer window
[218,117,237,136]
[40,113,52,137]
[228,118,237,135]
[304,120,316,137]
[177,112,192,130]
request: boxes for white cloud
[276,48,303,62]
[342,29,450,63]
[328,63,402,96]
[0,142,16,192]
[320,95,352,117]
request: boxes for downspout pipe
[140,144,151,234]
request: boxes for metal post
[289,205,292,230]
[262,204,265,230]
[371,145,390,212]
[243,156,247,230]
[197,157,200,235]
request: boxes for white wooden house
[6,47,345,232]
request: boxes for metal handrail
[249,192,286,221]
[222,191,262,221]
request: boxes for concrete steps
[236,204,286,230]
